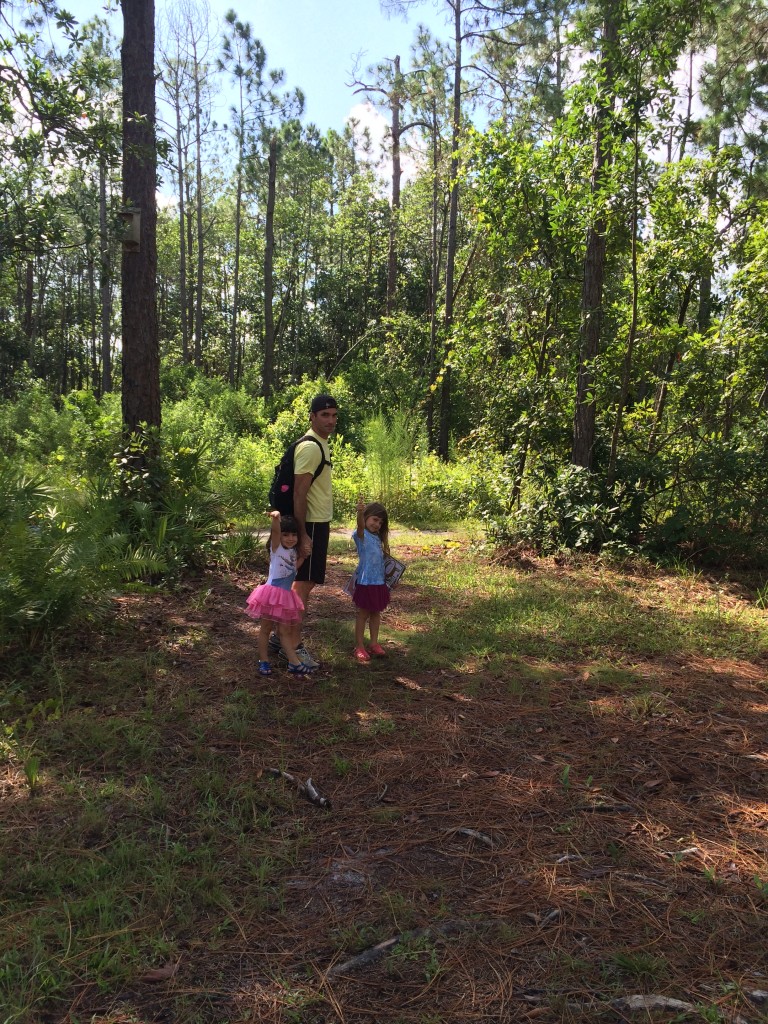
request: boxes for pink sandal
[353,646,371,663]
[368,643,387,657]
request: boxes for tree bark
[386,55,402,316]
[571,3,617,470]
[99,156,113,394]
[193,57,204,367]
[173,85,190,364]
[229,145,243,387]
[262,135,277,398]
[120,0,160,432]
[439,0,462,461]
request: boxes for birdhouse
[119,207,141,251]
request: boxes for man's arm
[293,472,314,560]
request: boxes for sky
[63,0,449,135]
[211,0,447,132]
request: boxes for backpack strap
[294,434,331,482]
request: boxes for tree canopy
[2,0,768,560]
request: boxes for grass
[1,532,768,1022]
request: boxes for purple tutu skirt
[245,583,304,624]
[353,583,390,612]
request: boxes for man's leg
[293,579,316,615]
[290,521,329,668]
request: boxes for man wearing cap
[272,394,338,669]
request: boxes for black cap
[310,394,338,414]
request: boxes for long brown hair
[364,501,390,556]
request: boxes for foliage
[2,1,768,566]
[114,429,239,577]
[485,464,640,555]
[0,466,159,649]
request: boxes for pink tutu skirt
[353,583,390,612]
[245,583,304,624]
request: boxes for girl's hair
[280,515,299,535]
[266,514,300,553]
[364,502,390,555]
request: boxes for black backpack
[268,435,331,515]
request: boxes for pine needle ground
[2,532,767,1024]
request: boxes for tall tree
[158,0,212,366]
[120,0,160,432]
[570,0,618,470]
[384,0,521,456]
[351,53,429,315]
[219,10,303,394]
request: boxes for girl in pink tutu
[245,512,312,676]
[352,498,392,663]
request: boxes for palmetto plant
[0,467,161,648]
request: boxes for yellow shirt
[294,428,332,522]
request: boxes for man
[271,394,338,669]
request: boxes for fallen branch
[326,921,468,979]
[522,991,749,1023]
[265,768,332,810]
[451,827,494,848]
[304,777,331,810]
[572,802,635,814]
[612,995,749,1023]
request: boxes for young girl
[245,512,313,676]
[351,498,391,663]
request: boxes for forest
[1,0,766,602]
[3,3,768,1022]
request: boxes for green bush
[113,430,240,577]
[486,464,641,555]
[264,375,358,451]
[0,466,159,649]
[0,379,70,462]
[212,436,274,524]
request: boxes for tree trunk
[648,279,694,454]
[120,0,160,433]
[571,3,617,470]
[426,95,440,449]
[229,158,243,387]
[60,270,69,396]
[99,156,113,395]
[88,256,98,392]
[174,90,190,364]
[193,61,204,367]
[607,82,640,485]
[185,178,195,349]
[386,55,402,316]
[439,0,462,462]
[262,135,277,398]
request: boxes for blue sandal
[287,662,314,676]
[258,661,273,676]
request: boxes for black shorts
[296,521,330,584]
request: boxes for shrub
[113,430,239,577]
[486,464,641,555]
[0,466,160,649]
[212,436,274,524]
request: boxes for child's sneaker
[268,632,282,655]
[368,642,386,657]
[353,646,371,663]
[295,643,320,669]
